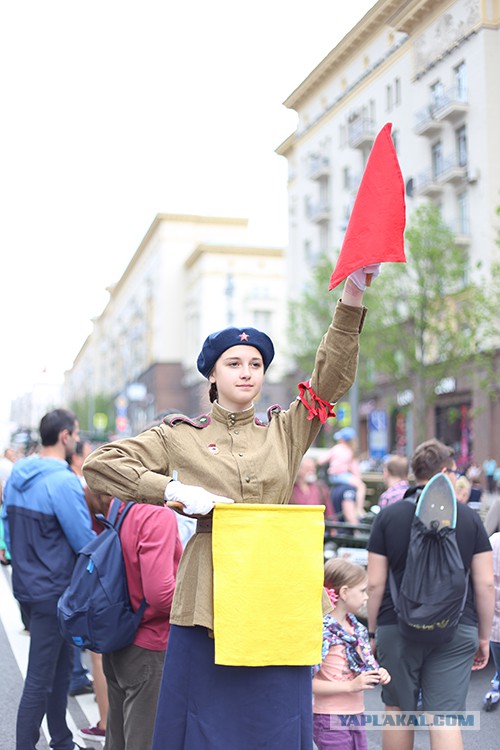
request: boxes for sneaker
[483,689,500,711]
[77,725,106,743]
[69,682,94,697]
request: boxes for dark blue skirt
[152,625,314,750]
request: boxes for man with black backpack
[367,439,494,750]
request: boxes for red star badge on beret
[239,332,249,341]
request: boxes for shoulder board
[255,404,282,427]
[163,413,211,429]
[267,404,282,421]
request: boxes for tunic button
[234,430,239,435]
[245,477,251,482]
[238,453,243,457]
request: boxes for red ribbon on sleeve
[297,381,336,423]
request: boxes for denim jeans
[16,598,74,750]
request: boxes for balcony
[308,155,330,181]
[415,87,468,136]
[437,155,467,185]
[307,200,331,224]
[450,219,471,246]
[348,118,377,150]
[432,87,469,123]
[414,106,443,137]
[416,169,444,197]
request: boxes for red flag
[329,122,406,290]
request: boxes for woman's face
[210,345,264,412]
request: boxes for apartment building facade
[65,214,287,435]
[277,0,500,464]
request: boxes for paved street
[1,563,498,750]
[0,564,99,750]
[363,656,497,749]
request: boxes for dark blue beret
[197,327,275,378]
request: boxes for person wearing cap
[82,265,379,750]
[318,426,367,520]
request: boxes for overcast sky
[0,0,377,437]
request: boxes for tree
[360,203,500,444]
[70,392,116,437]
[288,203,500,446]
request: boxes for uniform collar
[211,401,256,427]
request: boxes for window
[319,224,329,253]
[369,99,376,122]
[343,166,350,190]
[456,125,467,167]
[304,195,311,219]
[455,62,467,100]
[431,80,444,109]
[319,178,329,204]
[432,141,443,178]
[457,192,470,235]
[386,84,393,111]
[395,77,401,106]
[392,129,399,154]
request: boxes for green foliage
[70,393,116,435]
[362,204,498,380]
[361,203,500,441]
[287,203,500,445]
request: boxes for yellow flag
[212,503,325,666]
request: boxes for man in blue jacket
[2,408,95,750]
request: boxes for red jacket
[119,503,182,650]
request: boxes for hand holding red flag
[329,122,406,290]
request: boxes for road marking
[0,566,98,747]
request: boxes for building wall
[65,215,286,431]
[278,0,500,464]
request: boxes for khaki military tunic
[83,300,367,630]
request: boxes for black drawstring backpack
[389,473,468,645]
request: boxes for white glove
[164,480,234,516]
[347,263,381,291]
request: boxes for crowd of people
[0,263,499,750]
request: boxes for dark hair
[209,383,218,403]
[39,409,77,447]
[411,438,454,483]
[75,438,91,457]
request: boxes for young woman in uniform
[83,265,378,750]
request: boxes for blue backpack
[57,498,147,653]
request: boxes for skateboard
[415,472,457,531]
